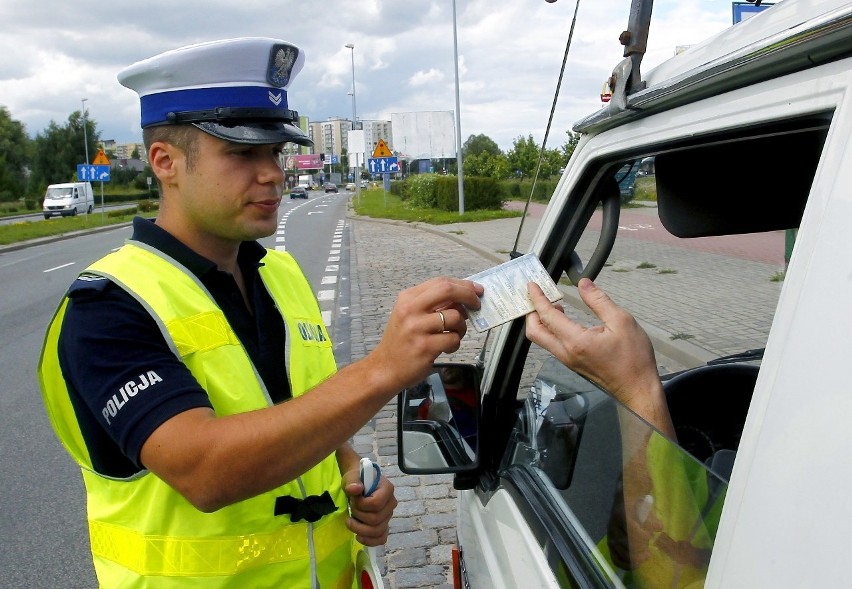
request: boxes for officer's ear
[148,141,183,186]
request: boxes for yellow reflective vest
[39,241,357,588]
[597,430,721,589]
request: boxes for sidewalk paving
[346,207,782,588]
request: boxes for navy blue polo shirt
[58,217,291,478]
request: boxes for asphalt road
[0,190,352,587]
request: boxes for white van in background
[42,182,94,219]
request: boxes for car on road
[615,162,639,203]
[324,183,338,193]
[345,182,356,191]
[289,186,308,199]
[397,2,852,587]
[42,182,94,218]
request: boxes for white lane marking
[279,207,345,328]
[44,262,75,273]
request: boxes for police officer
[38,38,482,588]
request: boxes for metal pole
[81,98,89,165]
[452,0,465,215]
[346,43,361,205]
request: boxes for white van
[42,182,94,219]
[398,1,852,587]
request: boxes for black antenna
[510,0,582,259]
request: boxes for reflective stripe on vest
[89,510,350,576]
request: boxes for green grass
[633,176,658,201]
[0,211,137,245]
[351,189,522,224]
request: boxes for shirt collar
[129,216,267,278]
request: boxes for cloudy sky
[0,0,736,152]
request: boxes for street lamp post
[345,43,361,204]
[452,0,465,215]
[81,98,90,165]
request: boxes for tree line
[460,132,580,181]
[0,103,580,204]
[0,105,149,205]
[2,106,97,201]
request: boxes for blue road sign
[77,164,111,182]
[732,2,773,24]
[367,157,399,174]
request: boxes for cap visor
[193,121,313,146]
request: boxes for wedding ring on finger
[437,311,450,333]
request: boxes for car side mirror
[397,363,480,474]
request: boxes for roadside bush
[133,175,155,191]
[406,174,440,209]
[432,176,505,211]
[375,175,506,211]
[388,180,407,199]
[137,199,158,213]
[107,207,135,218]
[99,191,160,204]
[24,199,37,210]
[500,179,558,202]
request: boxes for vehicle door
[452,66,839,586]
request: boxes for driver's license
[464,253,563,332]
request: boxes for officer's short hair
[142,125,200,172]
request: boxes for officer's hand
[342,468,397,546]
[368,277,483,392]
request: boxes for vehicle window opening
[656,119,829,238]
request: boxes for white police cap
[118,37,312,146]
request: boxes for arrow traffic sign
[77,164,111,182]
[367,157,399,174]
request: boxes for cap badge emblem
[268,45,298,87]
[268,91,282,106]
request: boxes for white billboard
[391,111,457,160]
[348,129,365,168]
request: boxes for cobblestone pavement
[345,207,782,588]
[346,218,494,589]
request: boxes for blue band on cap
[140,86,290,127]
